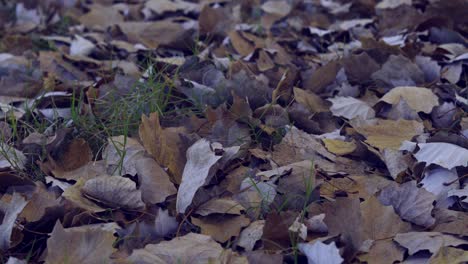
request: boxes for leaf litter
[0,0,467,263]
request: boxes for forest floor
[0,0,467,263]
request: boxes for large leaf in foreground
[45,221,117,264]
[82,175,145,210]
[378,181,435,227]
[414,143,468,169]
[125,233,247,264]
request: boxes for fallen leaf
[195,198,244,216]
[394,232,468,255]
[371,55,425,90]
[0,143,26,170]
[176,139,222,214]
[379,86,439,113]
[328,96,376,120]
[47,160,107,181]
[192,214,250,243]
[139,113,189,184]
[323,197,365,258]
[45,221,117,264]
[261,1,292,17]
[79,4,124,29]
[69,35,95,57]
[320,175,392,201]
[376,0,412,9]
[103,136,146,176]
[358,195,410,263]
[0,193,27,250]
[414,143,468,169]
[62,179,106,212]
[135,157,177,205]
[305,214,328,233]
[19,182,60,222]
[125,233,247,263]
[420,168,459,208]
[153,208,178,238]
[238,220,265,251]
[322,139,357,156]
[293,87,330,113]
[262,211,297,250]
[429,247,468,264]
[234,177,277,219]
[144,0,200,15]
[378,181,436,227]
[381,148,413,179]
[298,241,344,264]
[82,175,145,210]
[288,216,307,240]
[350,118,424,150]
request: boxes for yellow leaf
[322,139,357,155]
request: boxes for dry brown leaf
[103,136,146,176]
[262,211,298,250]
[293,87,329,113]
[379,86,439,113]
[371,55,425,89]
[199,5,232,35]
[19,182,60,222]
[394,232,468,255]
[379,181,436,227]
[42,138,93,176]
[261,1,292,17]
[328,96,376,120]
[192,215,250,243]
[234,178,277,219]
[303,61,341,94]
[118,20,194,50]
[125,233,248,264]
[139,113,188,184]
[257,50,275,72]
[144,0,200,15]
[62,179,106,212]
[45,221,117,264]
[195,198,244,216]
[82,175,145,210]
[320,175,392,200]
[350,118,424,150]
[358,196,410,263]
[79,4,124,29]
[48,160,107,181]
[229,31,255,56]
[323,197,365,259]
[429,247,468,264]
[268,127,368,181]
[322,139,357,156]
[135,157,176,205]
[361,196,412,240]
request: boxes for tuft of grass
[290,160,316,263]
[69,64,195,160]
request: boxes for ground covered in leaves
[0,0,467,263]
